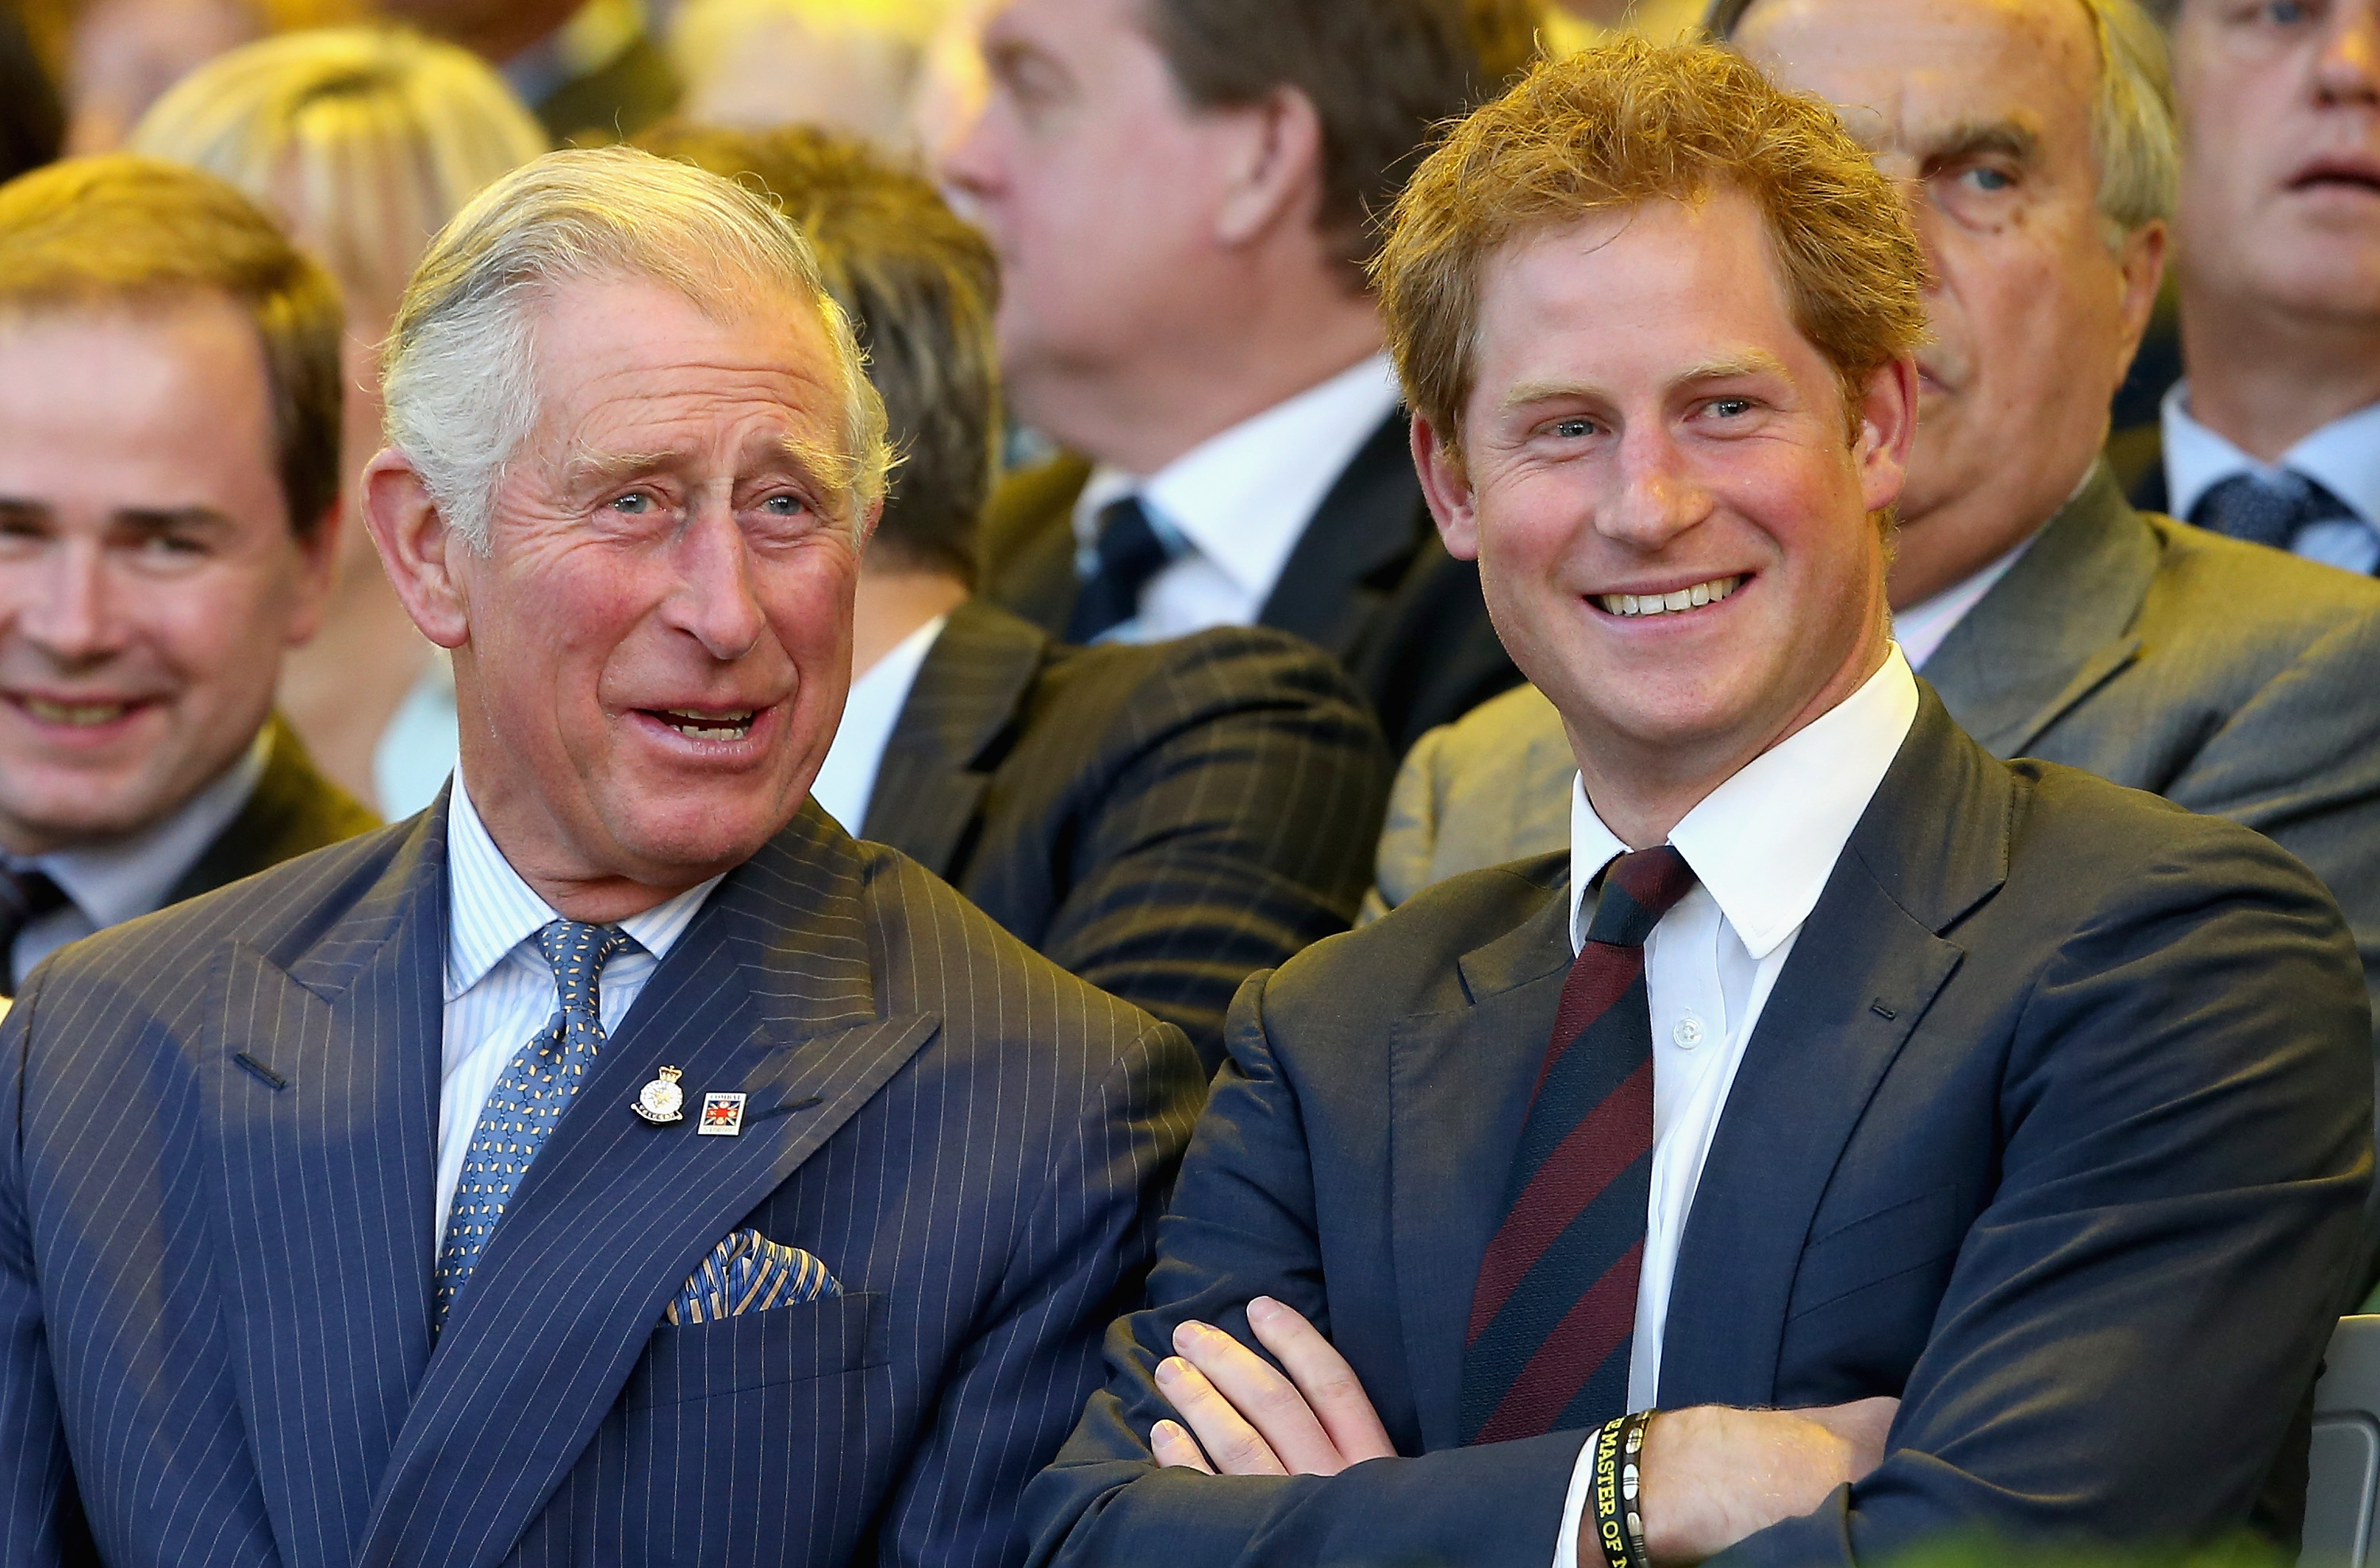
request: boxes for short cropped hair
[1376,37,1928,463]
[1708,0,2178,244]
[0,156,344,538]
[130,26,549,320]
[640,122,996,586]
[1139,0,1544,272]
[382,146,892,551]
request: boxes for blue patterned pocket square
[664,1229,840,1325]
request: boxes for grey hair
[1706,0,2178,247]
[381,144,892,549]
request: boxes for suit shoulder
[2142,513,2380,647]
[981,451,1092,564]
[1049,623,1372,711]
[1264,852,1568,1024]
[2003,752,2339,908]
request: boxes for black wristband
[1591,1410,1656,1568]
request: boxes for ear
[362,446,471,650]
[282,497,344,648]
[1214,86,1328,248]
[2112,217,2168,373]
[1412,414,1482,562]
[1853,355,1921,517]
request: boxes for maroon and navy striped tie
[1458,845,1699,1445]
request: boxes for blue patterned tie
[434,920,637,1328]
[2191,470,2354,551]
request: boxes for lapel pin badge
[633,1064,686,1124]
[698,1092,747,1137]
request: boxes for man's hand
[1148,1297,1398,1476]
[1627,1398,1899,1566]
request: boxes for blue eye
[1966,167,2013,193]
[611,492,652,515]
[762,494,804,515]
[2268,0,2309,21]
[1553,418,1596,439]
[1707,398,1754,418]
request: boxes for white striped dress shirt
[436,777,723,1246]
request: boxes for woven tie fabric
[434,920,637,1328]
[1458,846,1699,1445]
[1065,495,1172,644]
[2190,470,2354,552]
[663,1228,840,1325]
[0,866,67,1000]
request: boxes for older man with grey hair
[0,145,1203,1568]
[1370,0,2380,1280]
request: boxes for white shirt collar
[809,612,946,834]
[1568,646,1921,959]
[20,725,269,930]
[1074,353,1403,605]
[443,772,721,1002]
[2161,382,2380,532]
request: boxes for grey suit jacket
[0,797,1205,1567]
[1374,465,2380,1024]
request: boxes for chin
[609,793,801,880]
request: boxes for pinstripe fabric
[862,600,1390,1072]
[0,792,1204,1568]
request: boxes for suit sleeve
[1022,970,1591,1568]
[0,983,94,1566]
[1723,821,2372,1563]
[1036,635,1392,1074]
[877,1017,1205,1568]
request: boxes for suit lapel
[204,804,447,1568]
[1921,464,2155,758]
[860,600,1049,875]
[1257,410,1429,659]
[1391,870,1572,1451]
[1658,696,2008,1409]
[355,809,940,1568]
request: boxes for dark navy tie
[434,920,636,1328]
[2191,470,2354,553]
[1066,495,1171,644]
[0,867,67,1000]
[1460,847,1699,1444]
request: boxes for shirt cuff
[1553,1429,1599,1568]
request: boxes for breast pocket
[624,1289,887,1411]
[1778,1186,1964,1400]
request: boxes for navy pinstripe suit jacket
[0,795,1205,1568]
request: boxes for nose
[1597,425,1713,553]
[662,502,770,664]
[15,537,121,668]
[936,87,1005,206]
[2313,3,2380,104]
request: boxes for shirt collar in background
[1568,645,1920,958]
[2161,382,2380,536]
[13,724,269,933]
[1073,352,1404,617]
[444,771,720,1005]
[808,612,948,834]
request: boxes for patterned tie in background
[1459,846,1699,1445]
[1066,495,1172,644]
[2190,470,2355,552]
[434,920,637,1328]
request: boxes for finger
[1150,1419,1216,1474]
[1246,1297,1395,1463]
[1155,1353,1289,1476]
[1172,1318,1346,1474]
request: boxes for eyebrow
[1914,118,2042,169]
[0,498,233,533]
[1498,353,1789,412]
[563,438,855,507]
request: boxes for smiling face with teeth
[365,274,873,919]
[1414,190,1918,847]
[0,298,336,854]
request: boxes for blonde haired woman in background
[131,25,547,817]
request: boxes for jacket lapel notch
[204,815,447,1568]
[862,602,1046,874]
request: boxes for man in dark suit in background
[0,155,374,997]
[1027,40,2370,1566]
[1370,0,2380,1286]
[2127,0,2380,564]
[0,147,1204,1566]
[941,0,1537,755]
[643,122,1390,1070]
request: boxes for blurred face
[439,277,865,900]
[1738,0,2163,601]
[938,0,1261,428]
[0,299,332,855]
[2173,0,2380,329]
[1417,193,1914,783]
[370,0,581,59]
